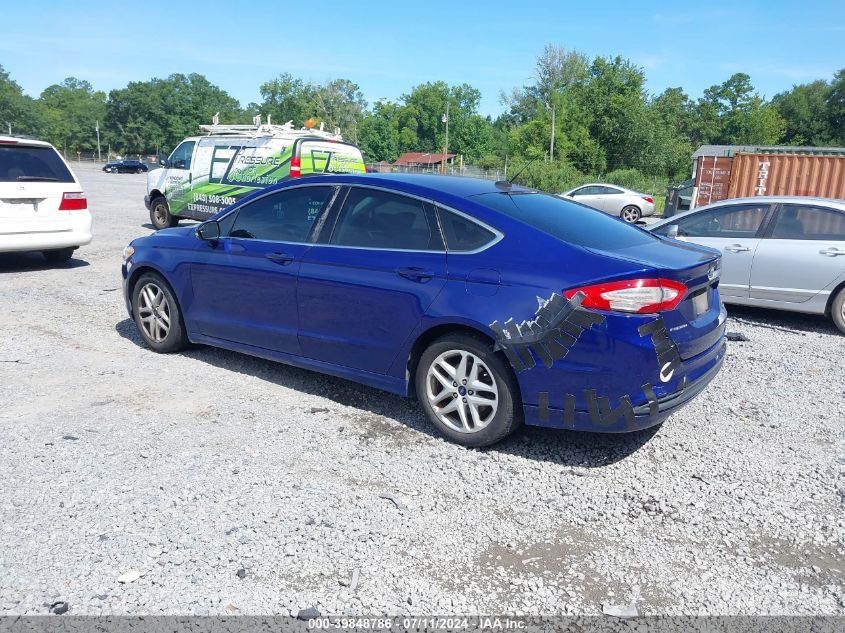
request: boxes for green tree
[358,100,401,162]
[827,68,845,144]
[39,78,106,154]
[106,73,241,153]
[0,64,42,136]
[772,80,833,145]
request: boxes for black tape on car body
[638,316,682,381]
[491,291,605,373]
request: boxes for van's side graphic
[144,121,366,230]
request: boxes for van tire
[150,196,178,230]
[43,247,75,263]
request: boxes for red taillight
[0,140,19,145]
[59,192,87,211]
[564,278,687,314]
[642,196,654,204]
[290,156,301,177]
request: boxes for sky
[1,0,843,118]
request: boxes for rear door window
[330,188,443,250]
[770,205,845,240]
[0,145,75,183]
[474,191,654,249]
[437,207,497,252]
[229,186,333,242]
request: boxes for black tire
[42,247,75,263]
[131,272,188,353]
[415,333,522,447]
[621,205,642,223]
[149,196,178,230]
[831,287,845,335]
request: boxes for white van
[0,136,92,262]
[144,120,367,229]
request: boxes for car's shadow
[114,318,659,467]
[0,252,89,272]
[725,304,840,336]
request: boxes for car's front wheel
[415,333,521,447]
[131,272,188,353]
[149,196,178,230]
[621,205,642,223]
[831,286,845,335]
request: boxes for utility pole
[441,101,450,175]
[95,120,101,163]
[6,122,10,135]
[549,104,556,162]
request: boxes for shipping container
[693,156,733,206]
[691,151,845,208]
[727,153,845,200]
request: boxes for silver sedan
[649,196,845,334]
[559,183,656,223]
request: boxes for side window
[677,204,769,238]
[169,141,196,170]
[572,186,598,196]
[598,186,622,195]
[771,205,845,240]
[330,188,442,250]
[438,208,497,252]
[229,186,333,242]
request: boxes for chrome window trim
[201,181,505,254]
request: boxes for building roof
[693,144,845,159]
[394,152,457,165]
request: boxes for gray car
[649,196,845,334]
[559,183,656,223]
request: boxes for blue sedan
[121,174,726,447]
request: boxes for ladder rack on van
[199,115,343,141]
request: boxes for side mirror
[158,154,169,168]
[666,224,679,239]
[196,221,220,241]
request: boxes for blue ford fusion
[122,174,726,447]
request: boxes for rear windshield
[300,141,366,175]
[0,145,75,183]
[473,192,655,249]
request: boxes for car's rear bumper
[0,214,93,253]
[522,336,726,432]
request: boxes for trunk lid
[587,238,725,359]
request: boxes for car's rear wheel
[621,205,641,223]
[131,272,188,353]
[150,196,178,230]
[42,247,75,263]
[415,333,521,447]
[831,287,845,335]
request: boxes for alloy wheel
[425,349,499,433]
[622,207,640,223]
[137,282,171,343]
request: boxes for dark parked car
[121,174,726,447]
[103,160,147,174]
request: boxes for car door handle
[397,267,434,282]
[725,244,750,253]
[819,247,845,257]
[265,252,294,265]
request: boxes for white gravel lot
[0,164,843,617]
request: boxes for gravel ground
[0,164,843,617]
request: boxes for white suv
[0,136,92,262]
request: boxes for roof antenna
[504,156,538,189]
